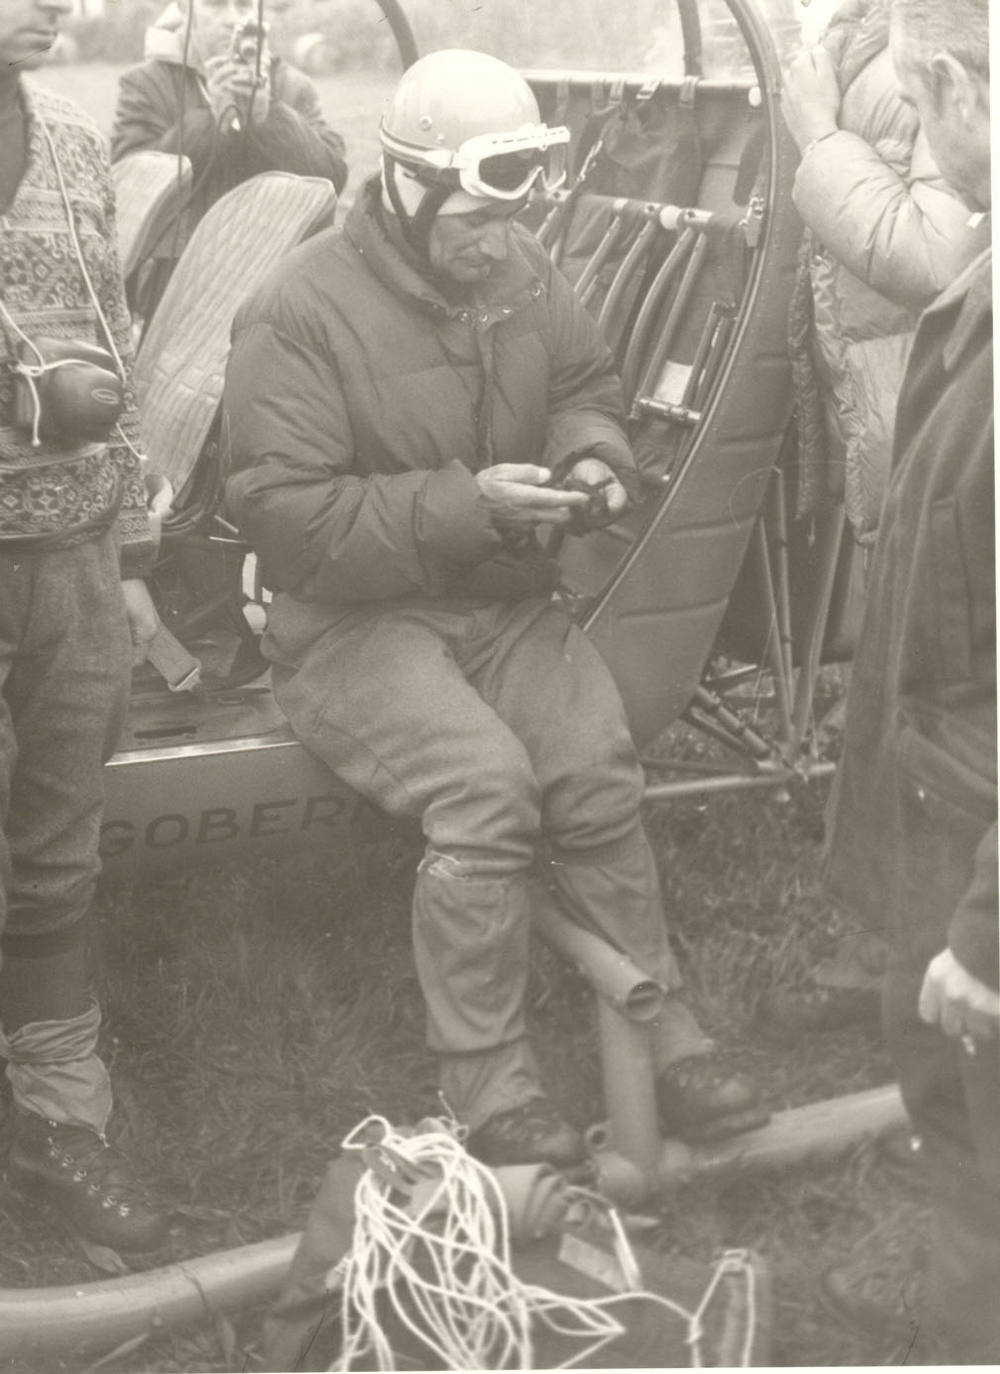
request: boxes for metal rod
[752,519,793,743]
[682,704,761,758]
[0,1233,300,1363]
[633,396,701,427]
[597,218,659,356]
[659,1083,907,1183]
[701,665,765,692]
[680,300,726,408]
[529,69,756,95]
[770,469,795,685]
[689,683,774,759]
[532,188,715,233]
[644,761,836,801]
[633,231,710,406]
[790,503,847,746]
[575,212,624,306]
[587,1083,907,1203]
[531,885,663,1020]
[620,226,696,403]
[595,999,663,1181]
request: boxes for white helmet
[379,49,569,252]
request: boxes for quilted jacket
[224,176,635,611]
[788,0,979,544]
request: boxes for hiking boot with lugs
[656,1054,769,1142]
[9,1110,169,1252]
[468,1099,585,1169]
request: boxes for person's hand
[567,456,629,524]
[143,468,173,518]
[122,578,161,668]
[918,947,1000,1046]
[204,54,271,126]
[475,464,590,530]
[781,46,841,153]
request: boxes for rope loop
[330,1114,757,1370]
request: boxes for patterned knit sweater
[0,79,152,577]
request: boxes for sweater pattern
[0,81,151,571]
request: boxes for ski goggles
[381,123,571,201]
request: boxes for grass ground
[0,741,926,1373]
[2,60,928,1374]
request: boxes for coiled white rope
[329,1115,757,1371]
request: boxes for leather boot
[467,1099,585,1169]
[656,1054,769,1142]
[9,1109,169,1252]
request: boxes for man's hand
[122,578,161,668]
[204,54,272,126]
[919,947,1000,1045]
[566,457,629,525]
[476,464,590,530]
[781,46,841,153]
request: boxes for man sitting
[223,49,766,1168]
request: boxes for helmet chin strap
[383,156,453,260]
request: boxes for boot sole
[668,1105,772,1144]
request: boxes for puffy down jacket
[224,176,636,609]
[789,0,980,543]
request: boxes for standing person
[821,0,996,1358]
[111,0,348,317]
[0,0,168,1250]
[771,0,979,1032]
[223,49,767,1169]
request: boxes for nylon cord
[330,1115,757,1370]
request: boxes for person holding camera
[0,0,168,1252]
[112,0,348,315]
[223,49,767,1169]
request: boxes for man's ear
[928,51,985,126]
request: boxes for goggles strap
[384,157,453,259]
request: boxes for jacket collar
[343,176,544,322]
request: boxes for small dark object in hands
[549,473,618,534]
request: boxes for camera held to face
[230,18,269,67]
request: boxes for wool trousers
[0,534,130,1131]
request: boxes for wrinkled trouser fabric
[0,535,131,1131]
[884,961,1000,1362]
[270,596,707,1128]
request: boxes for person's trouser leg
[272,596,722,1128]
[0,536,130,1133]
[469,601,711,1069]
[272,602,546,1130]
[884,960,1000,1362]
